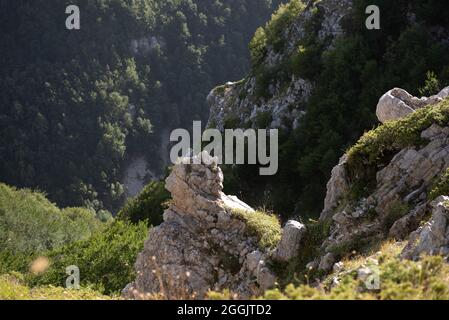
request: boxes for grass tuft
[229,208,281,251]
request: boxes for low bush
[117,180,169,226]
[264,254,449,300]
[429,167,449,200]
[0,183,104,254]
[28,221,148,295]
[230,208,281,250]
[346,99,449,195]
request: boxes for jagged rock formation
[402,196,449,260]
[376,87,449,124]
[207,0,352,132]
[315,123,449,269]
[310,94,449,273]
[123,152,289,299]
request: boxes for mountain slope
[208,0,449,218]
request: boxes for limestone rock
[376,87,449,123]
[319,253,336,272]
[207,0,352,132]
[272,220,306,262]
[389,203,427,240]
[402,196,449,260]
[123,152,276,299]
[317,122,449,267]
[321,155,349,221]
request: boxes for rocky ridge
[207,0,352,132]
[311,92,449,273]
[123,152,305,299]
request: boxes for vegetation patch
[382,202,411,232]
[255,111,273,128]
[224,115,242,129]
[346,99,449,196]
[0,273,111,300]
[263,242,449,300]
[0,183,105,254]
[229,209,281,251]
[117,180,170,226]
[28,221,148,295]
[271,219,332,285]
[429,167,449,200]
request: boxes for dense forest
[0,0,281,213]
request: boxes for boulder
[272,220,306,262]
[402,196,449,260]
[376,87,449,123]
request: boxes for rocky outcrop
[272,220,306,262]
[402,196,449,260]
[207,0,352,132]
[376,87,449,123]
[321,155,350,221]
[123,152,283,299]
[313,114,449,273]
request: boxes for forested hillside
[0,0,281,212]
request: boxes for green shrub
[0,251,33,275]
[346,99,449,195]
[28,221,148,295]
[223,115,242,129]
[229,208,281,250]
[263,0,306,53]
[249,27,267,66]
[0,183,104,254]
[255,111,273,128]
[419,71,441,96]
[382,202,410,232]
[429,168,449,200]
[117,180,169,226]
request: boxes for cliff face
[207,0,352,132]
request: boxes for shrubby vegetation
[263,243,449,300]
[0,183,104,255]
[429,168,449,201]
[347,99,449,197]
[0,273,111,300]
[0,183,147,296]
[117,180,169,226]
[230,208,281,250]
[0,0,281,213]
[208,242,449,300]
[28,220,148,295]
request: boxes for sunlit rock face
[376,87,449,124]
[123,152,278,299]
